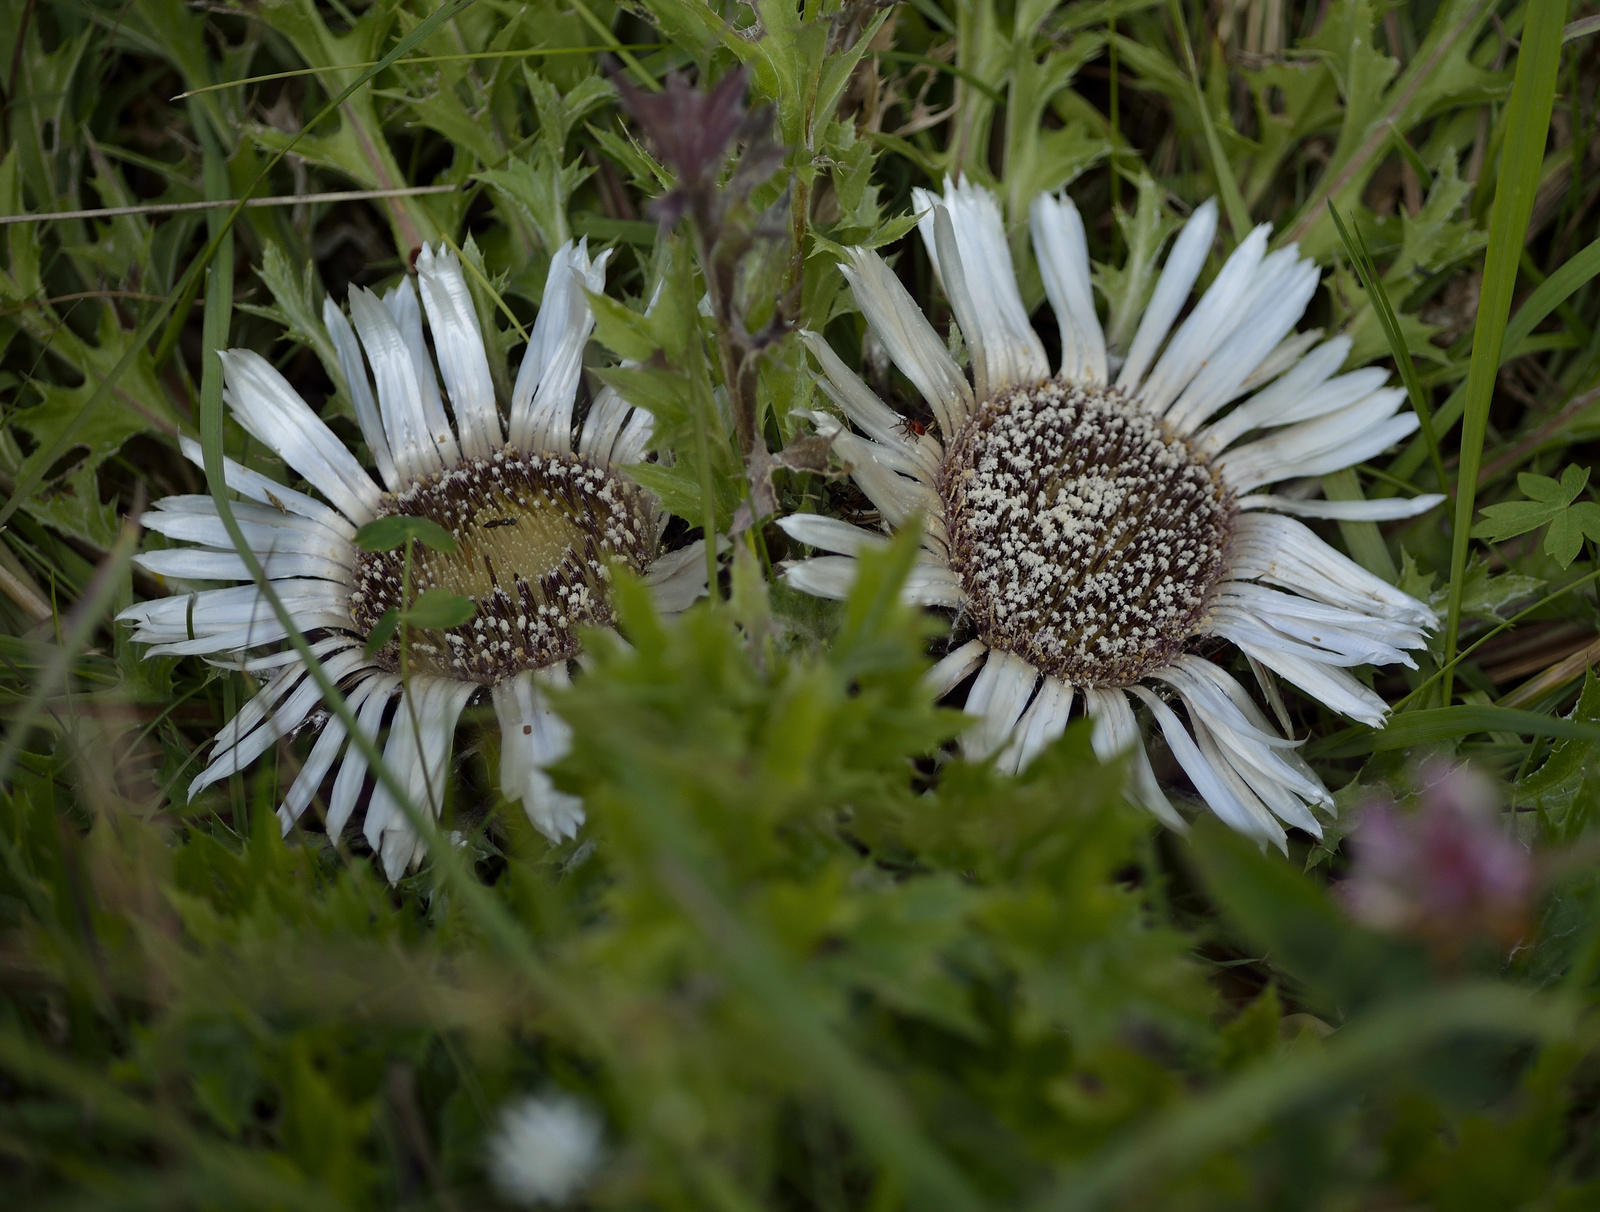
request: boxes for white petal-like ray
[1116,199,1217,390]
[1217,389,1413,492]
[799,329,940,481]
[1084,687,1183,829]
[578,385,634,465]
[807,413,946,547]
[1236,328,1323,395]
[365,676,477,880]
[1226,512,1435,628]
[961,650,1039,761]
[917,179,1049,399]
[783,555,859,601]
[924,638,988,699]
[1030,190,1106,383]
[493,665,584,843]
[135,547,348,583]
[509,240,610,454]
[610,406,655,468]
[323,298,399,489]
[1184,710,1293,849]
[1165,254,1320,435]
[839,247,974,437]
[1199,354,1382,455]
[218,351,382,523]
[1237,493,1445,520]
[279,671,389,830]
[190,645,371,800]
[1130,685,1285,848]
[1224,634,1391,727]
[643,541,713,614]
[777,513,889,556]
[383,277,461,467]
[176,437,355,537]
[325,676,401,842]
[996,675,1072,775]
[781,554,961,608]
[142,497,354,569]
[348,286,445,483]
[417,243,502,458]
[1136,223,1271,417]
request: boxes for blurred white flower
[487,1092,603,1206]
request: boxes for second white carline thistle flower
[120,241,710,878]
[780,177,1442,849]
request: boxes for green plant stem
[1327,203,1450,501]
[692,327,722,602]
[0,514,140,790]
[398,536,436,820]
[1442,1,1567,705]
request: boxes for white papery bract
[782,177,1441,849]
[121,242,709,877]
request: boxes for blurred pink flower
[1339,761,1536,952]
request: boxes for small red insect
[898,416,930,438]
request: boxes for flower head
[781,178,1441,847]
[120,243,708,877]
[487,1092,603,1206]
[1341,761,1535,950]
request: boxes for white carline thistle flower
[119,241,710,878]
[780,178,1442,849]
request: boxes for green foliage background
[4,0,1600,1207]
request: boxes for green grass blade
[1328,203,1450,500]
[1168,0,1250,240]
[1388,231,1600,482]
[1311,703,1600,759]
[0,0,478,534]
[0,515,140,790]
[1441,0,1568,705]
[1033,983,1580,1212]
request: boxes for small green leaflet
[404,589,476,630]
[364,608,400,654]
[354,515,458,554]
[362,592,476,655]
[1471,464,1600,568]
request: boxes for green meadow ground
[5,0,1600,1207]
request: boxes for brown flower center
[939,379,1234,687]
[350,448,656,682]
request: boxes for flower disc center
[350,448,657,682]
[939,379,1234,687]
